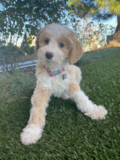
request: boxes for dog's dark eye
[45,39,49,44]
[59,43,64,48]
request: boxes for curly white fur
[69,90,107,119]
[20,23,107,145]
[20,124,43,145]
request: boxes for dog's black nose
[45,52,53,59]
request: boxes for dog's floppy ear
[69,36,83,65]
[35,31,41,52]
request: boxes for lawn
[0,47,120,159]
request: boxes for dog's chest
[50,74,69,97]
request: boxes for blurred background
[0,0,120,100]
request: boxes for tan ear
[69,38,83,65]
[35,31,41,52]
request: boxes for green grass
[0,69,36,101]
[0,48,120,159]
[0,47,116,101]
[76,47,118,66]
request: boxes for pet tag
[62,74,67,80]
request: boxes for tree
[0,0,68,43]
[69,0,120,43]
[0,0,68,72]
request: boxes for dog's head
[36,23,83,68]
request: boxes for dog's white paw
[20,124,43,145]
[84,105,108,120]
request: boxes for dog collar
[45,66,67,79]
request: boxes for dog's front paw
[84,105,108,120]
[20,124,43,145]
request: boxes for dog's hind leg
[68,83,107,120]
[20,87,50,145]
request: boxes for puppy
[20,23,107,145]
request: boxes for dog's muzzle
[45,52,53,60]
